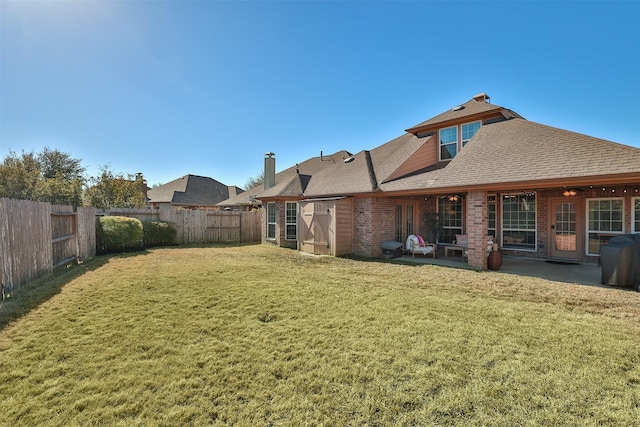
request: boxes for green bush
[96,216,144,254]
[143,220,177,248]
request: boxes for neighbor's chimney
[264,152,276,190]
[472,93,490,103]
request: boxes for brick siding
[466,191,488,270]
[353,197,397,257]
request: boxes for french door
[549,198,583,261]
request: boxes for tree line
[0,148,147,209]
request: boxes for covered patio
[393,253,604,287]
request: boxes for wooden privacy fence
[1,200,261,299]
[0,198,96,299]
[102,208,262,245]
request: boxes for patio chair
[405,235,436,258]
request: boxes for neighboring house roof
[217,150,352,206]
[148,174,237,207]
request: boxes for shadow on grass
[0,243,262,331]
[168,242,262,249]
[0,255,115,331]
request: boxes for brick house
[230,94,640,270]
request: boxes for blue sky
[1,1,639,189]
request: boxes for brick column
[467,191,488,270]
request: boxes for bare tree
[244,170,264,190]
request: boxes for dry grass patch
[1,245,639,426]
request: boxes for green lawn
[1,245,639,426]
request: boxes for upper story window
[439,126,458,160]
[439,121,482,160]
[462,121,481,147]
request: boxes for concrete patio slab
[393,254,605,287]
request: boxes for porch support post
[467,191,488,271]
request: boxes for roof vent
[452,105,465,112]
[473,93,490,103]
[343,156,355,163]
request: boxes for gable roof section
[434,119,640,190]
[279,174,312,197]
[381,135,436,183]
[147,174,231,206]
[405,97,522,135]
[302,151,376,196]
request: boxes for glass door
[550,198,583,261]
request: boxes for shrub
[143,220,177,248]
[96,216,144,254]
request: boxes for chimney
[472,93,490,103]
[264,152,276,190]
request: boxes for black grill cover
[600,234,640,291]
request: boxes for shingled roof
[301,116,640,197]
[303,132,433,197]
[405,95,523,135]
[147,174,235,207]
[436,118,640,190]
[249,94,640,201]
[218,150,352,206]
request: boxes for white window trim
[285,202,297,241]
[461,120,482,147]
[585,197,625,256]
[267,202,276,240]
[633,197,640,234]
[439,125,458,161]
[488,194,497,239]
[501,193,537,252]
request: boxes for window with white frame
[439,126,458,160]
[438,197,463,243]
[587,198,624,255]
[502,193,536,250]
[488,195,497,239]
[267,202,276,240]
[285,202,297,240]
[634,198,640,233]
[461,121,481,147]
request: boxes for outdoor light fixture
[448,195,459,202]
[562,189,577,197]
